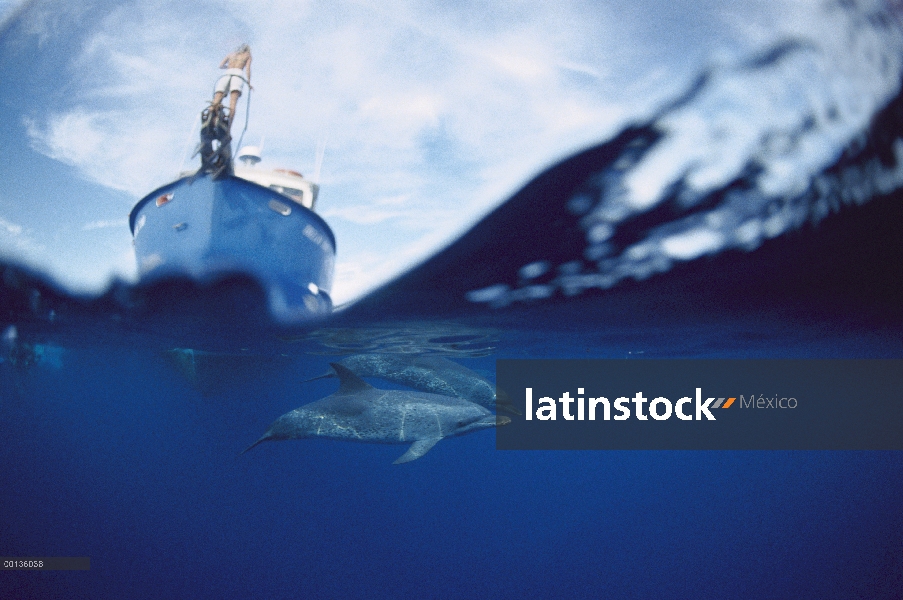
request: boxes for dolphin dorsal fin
[330,363,373,394]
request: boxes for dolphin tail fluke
[240,434,271,455]
[393,438,441,464]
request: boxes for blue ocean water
[3,6,903,599]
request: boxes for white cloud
[0,215,23,235]
[5,1,92,49]
[0,0,26,28]
[0,212,48,267]
[321,193,414,225]
[83,218,129,230]
[26,109,186,194]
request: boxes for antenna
[313,134,328,183]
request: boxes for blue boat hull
[129,174,335,319]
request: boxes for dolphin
[243,363,510,463]
[302,353,519,414]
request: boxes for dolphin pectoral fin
[393,438,442,464]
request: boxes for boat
[128,97,336,320]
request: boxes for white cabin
[234,146,320,210]
[184,145,320,210]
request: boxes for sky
[0,0,890,304]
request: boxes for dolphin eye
[456,420,465,427]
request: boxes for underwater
[2,0,903,598]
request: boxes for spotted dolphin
[302,353,519,414]
[244,363,510,463]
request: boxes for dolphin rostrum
[301,353,519,414]
[243,363,510,463]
